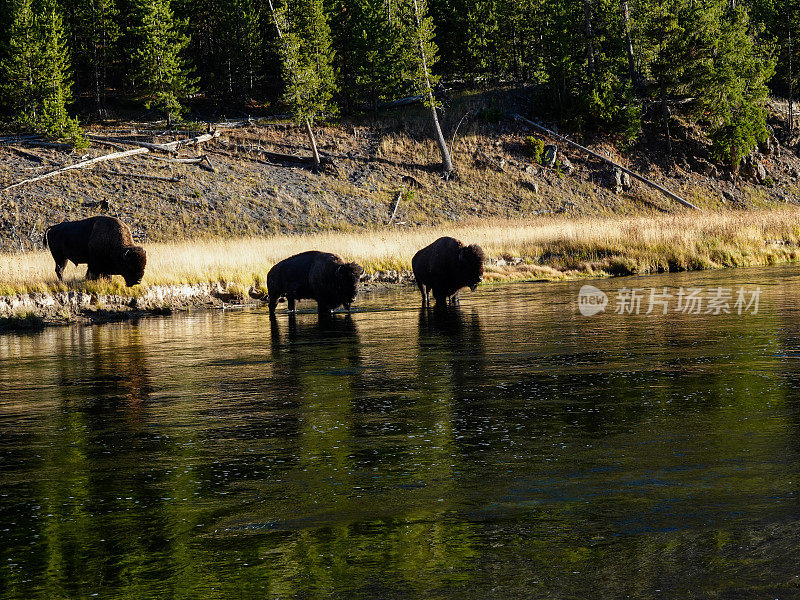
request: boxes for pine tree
[693,3,774,165]
[398,0,453,177]
[0,0,39,119]
[220,0,262,101]
[131,0,196,124]
[330,0,409,114]
[68,0,121,115]
[268,0,337,168]
[0,0,83,143]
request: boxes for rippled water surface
[3,266,800,598]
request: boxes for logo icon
[578,285,608,316]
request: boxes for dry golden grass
[2,208,800,296]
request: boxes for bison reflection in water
[412,236,485,306]
[44,215,147,287]
[267,250,364,317]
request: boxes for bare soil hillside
[2,91,799,251]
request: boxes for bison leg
[417,281,428,306]
[287,295,296,313]
[433,290,448,306]
[52,253,68,281]
[268,296,278,315]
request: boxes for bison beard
[412,236,485,306]
[267,251,363,316]
[44,216,147,287]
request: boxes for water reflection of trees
[5,283,800,598]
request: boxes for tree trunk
[411,0,454,177]
[621,0,637,87]
[304,118,321,167]
[661,83,672,155]
[584,0,596,77]
[790,28,794,133]
[430,104,454,175]
[267,0,324,170]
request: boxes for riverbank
[3,209,800,330]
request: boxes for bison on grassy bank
[44,216,147,287]
[412,236,485,306]
[267,251,363,316]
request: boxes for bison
[267,251,363,316]
[412,236,484,306]
[44,216,147,287]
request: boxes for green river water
[2,265,800,598]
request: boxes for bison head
[336,262,364,309]
[123,246,147,287]
[459,244,485,291]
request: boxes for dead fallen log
[87,131,219,155]
[2,147,149,192]
[87,135,179,155]
[143,154,215,172]
[511,113,701,211]
[145,155,205,165]
[1,131,218,192]
[0,134,41,144]
[160,131,220,151]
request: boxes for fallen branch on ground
[87,135,179,155]
[2,131,217,192]
[145,155,205,165]
[0,134,41,144]
[1,148,149,192]
[511,113,701,211]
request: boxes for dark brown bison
[267,251,363,316]
[412,236,484,306]
[44,216,147,287]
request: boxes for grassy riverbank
[2,208,800,299]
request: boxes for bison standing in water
[412,236,484,306]
[44,216,147,287]
[267,251,363,316]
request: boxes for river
[2,265,800,598]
